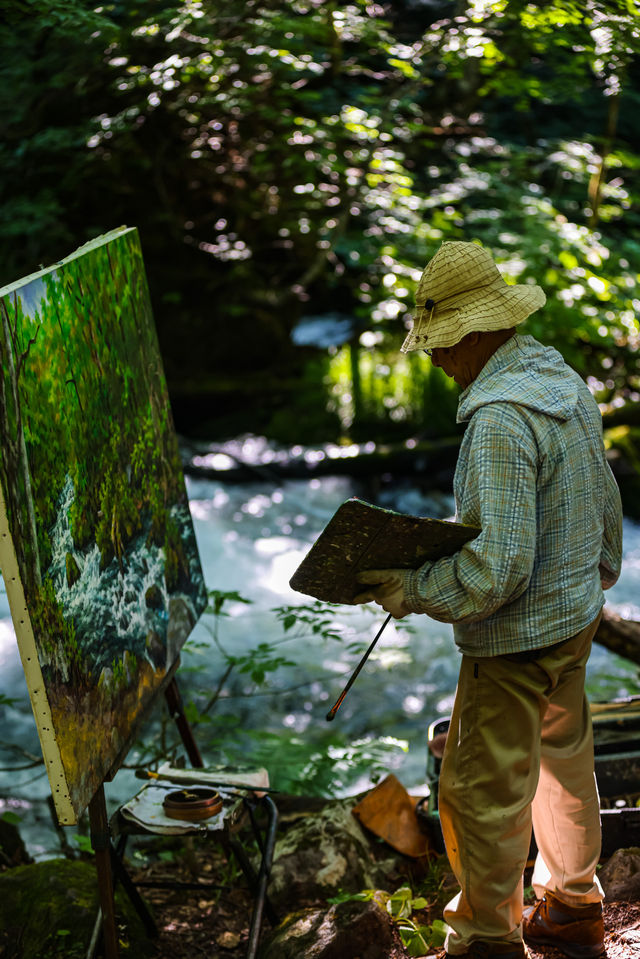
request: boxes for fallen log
[595,607,640,667]
[181,435,461,486]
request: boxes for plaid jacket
[404,334,623,656]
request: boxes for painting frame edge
[0,481,76,824]
[0,226,136,300]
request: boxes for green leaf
[429,919,448,946]
[387,885,413,919]
[73,834,94,854]
[327,889,374,905]
[1,811,21,825]
[404,930,430,956]
[0,693,19,708]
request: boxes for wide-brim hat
[401,241,546,352]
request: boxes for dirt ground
[126,839,640,959]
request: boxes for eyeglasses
[423,346,450,358]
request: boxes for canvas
[0,227,207,823]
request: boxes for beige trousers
[440,613,604,954]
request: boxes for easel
[0,227,280,959]
[87,674,278,959]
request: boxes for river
[1,442,639,858]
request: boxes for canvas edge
[0,226,136,299]
[0,482,77,825]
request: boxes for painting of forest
[0,227,207,822]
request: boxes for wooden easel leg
[89,785,119,959]
[164,677,204,767]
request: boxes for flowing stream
[44,475,204,677]
[1,442,639,858]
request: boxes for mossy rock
[260,899,398,959]
[0,858,154,959]
[65,553,81,589]
[145,583,164,610]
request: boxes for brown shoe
[523,891,604,958]
[446,940,526,958]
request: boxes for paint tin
[163,787,223,821]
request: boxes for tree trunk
[596,607,640,668]
[588,92,620,229]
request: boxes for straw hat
[401,241,546,352]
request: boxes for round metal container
[162,787,223,821]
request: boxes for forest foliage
[1,0,640,442]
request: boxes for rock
[97,665,113,691]
[146,629,166,669]
[123,647,137,683]
[217,929,242,948]
[167,597,196,654]
[145,583,164,610]
[259,898,398,959]
[0,815,32,867]
[599,847,640,901]
[0,858,154,959]
[65,552,81,588]
[267,799,394,908]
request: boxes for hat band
[415,274,503,316]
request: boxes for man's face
[429,334,477,389]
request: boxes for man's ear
[465,331,481,347]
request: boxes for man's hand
[354,569,410,619]
[599,561,619,590]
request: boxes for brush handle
[325,613,392,721]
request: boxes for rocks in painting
[164,597,197,670]
[140,599,196,671]
[260,898,398,959]
[599,847,640,901]
[65,552,81,588]
[167,597,196,645]
[145,583,164,611]
[122,648,137,684]
[96,653,136,692]
[145,629,166,669]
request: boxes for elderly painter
[355,241,623,959]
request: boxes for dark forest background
[1,0,639,451]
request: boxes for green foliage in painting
[0,229,205,690]
[29,578,82,682]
